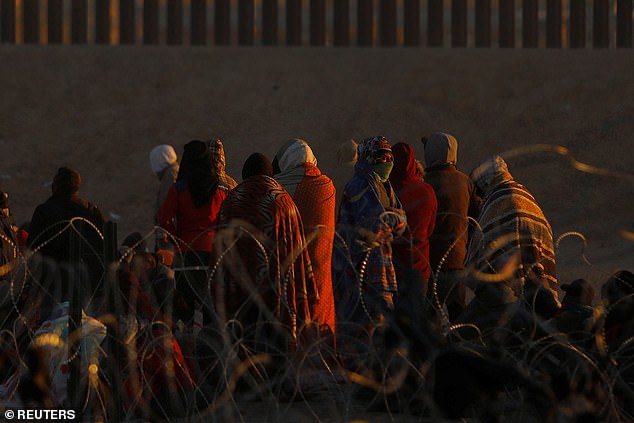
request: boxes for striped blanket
[467,157,557,295]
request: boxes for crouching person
[460,156,559,334]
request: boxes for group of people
[145,134,561,348]
[1,133,632,420]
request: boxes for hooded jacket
[389,142,437,281]
[424,133,480,272]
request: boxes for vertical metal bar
[380,0,396,46]
[357,0,373,46]
[475,0,491,47]
[286,0,301,45]
[72,0,88,44]
[23,0,39,44]
[569,0,586,48]
[593,0,609,48]
[143,0,159,44]
[95,0,110,44]
[48,0,63,44]
[215,0,230,45]
[404,0,420,46]
[310,0,325,46]
[119,0,135,44]
[523,0,538,47]
[617,0,632,47]
[333,0,349,46]
[546,0,562,47]
[1,0,16,43]
[191,0,206,45]
[499,0,515,47]
[238,0,254,45]
[68,226,83,412]
[103,221,122,422]
[428,0,443,47]
[451,0,467,47]
[167,0,183,45]
[263,0,278,45]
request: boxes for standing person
[158,140,228,325]
[423,132,480,321]
[208,138,238,191]
[28,167,106,309]
[211,153,317,352]
[389,142,437,310]
[333,136,406,331]
[149,144,179,262]
[462,155,559,326]
[273,138,337,339]
[149,144,179,222]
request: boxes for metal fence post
[452,0,467,47]
[428,0,443,47]
[103,221,122,422]
[48,0,63,44]
[522,0,538,47]
[499,0,515,47]
[144,0,159,45]
[570,0,586,48]
[95,0,110,44]
[72,0,88,44]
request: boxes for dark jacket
[425,166,479,272]
[28,195,106,263]
[424,133,480,272]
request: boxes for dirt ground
[0,46,632,291]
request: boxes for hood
[274,138,317,173]
[389,142,419,187]
[358,135,392,164]
[242,152,273,180]
[150,144,178,176]
[470,155,514,196]
[208,139,227,176]
[424,132,458,169]
[52,166,81,198]
[337,139,358,165]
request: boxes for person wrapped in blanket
[210,153,318,354]
[273,139,337,343]
[333,136,407,333]
[460,155,559,330]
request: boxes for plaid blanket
[467,156,557,293]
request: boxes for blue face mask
[373,162,394,183]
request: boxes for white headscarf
[276,138,317,173]
[274,139,318,197]
[149,145,178,176]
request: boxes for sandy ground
[0,46,632,292]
